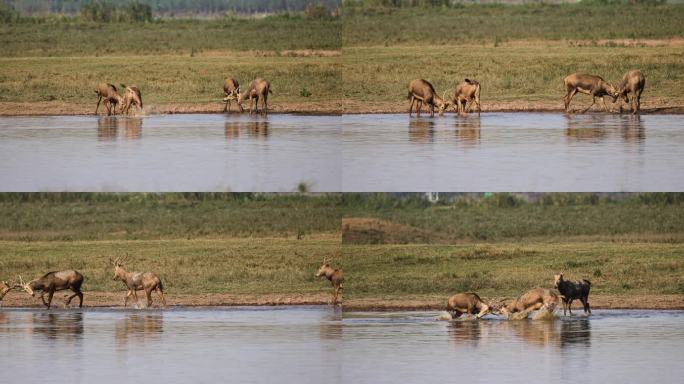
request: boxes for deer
[554,273,591,316]
[111,256,166,308]
[95,83,124,116]
[448,79,481,115]
[315,259,343,305]
[237,78,272,116]
[119,84,143,115]
[498,288,559,319]
[0,280,19,306]
[408,79,449,117]
[18,271,84,309]
[563,73,619,113]
[616,70,645,115]
[446,292,494,319]
[222,78,242,113]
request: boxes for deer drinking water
[95,83,124,116]
[120,85,143,115]
[237,78,272,116]
[18,271,84,309]
[315,259,343,305]
[563,73,619,113]
[407,79,449,117]
[111,256,166,308]
[617,70,646,115]
[222,78,242,113]
[446,292,493,319]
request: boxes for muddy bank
[2,292,683,311]
[2,99,684,116]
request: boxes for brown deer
[408,79,449,117]
[18,271,84,309]
[111,256,166,308]
[498,288,559,319]
[315,259,343,305]
[554,273,591,316]
[563,73,618,113]
[223,78,242,113]
[446,292,493,319]
[120,85,143,115]
[449,79,481,115]
[0,280,19,306]
[616,70,645,115]
[95,83,124,116]
[237,78,272,116]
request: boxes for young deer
[111,256,166,308]
[315,259,344,305]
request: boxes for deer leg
[124,289,133,307]
[96,96,102,114]
[409,96,415,116]
[567,298,575,315]
[263,94,268,116]
[145,289,153,308]
[582,96,596,113]
[156,287,166,307]
[564,88,577,112]
[133,290,140,307]
[600,96,609,112]
[417,100,422,117]
[634,90,642,114]
[45,290,54,309]
[476,96,481,115]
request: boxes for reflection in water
[27,312,84,341]
[408,119,435,143]
[565,114,644,147]
[448,317,591,349]
[115,312,163,349]
[454,116,481,146]
[224,121,269,140]
[97,117,143,140]
[319,309,343,341]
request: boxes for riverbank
[2,292,683,311]
[2,99,683,116]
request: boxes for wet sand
[2,292,683,311]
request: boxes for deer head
[315,258,332,279]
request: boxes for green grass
[343,4,684,46]
[0,53,340,104]
[0,193,344,241]
[342,193,684,243]
[342,44,684,102]
[342,242,684,298]
[1,16,341,57]
[0,237,339,294]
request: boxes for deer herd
[1,255,591,321]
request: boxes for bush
[0,4,19,23]
[305,2,330,18]
[80,0,152,23]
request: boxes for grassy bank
[342,193,684,243]
[0,193,344,241]
[1,16,341,57]
[343,4,684,46]
[342,242,684,299]
[342,44,684,106]
[0,237,339,294]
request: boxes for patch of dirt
[342,217,436,244]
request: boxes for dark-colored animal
[111,256,166,308]
[617,70,646,115]
[315,259,344,305]
[0,280,18,305]
[120,84,143,115]
[563,73,618,113]
[237,78,272,116]
[446,292,493,319]
[222,78,242,113]
[554,273,591,316]
[408,79,448,117]
[18,271,84,309]
[95,83,124,116]
[450,79,481,115]
[499,288,559,319]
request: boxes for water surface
[1,308,682,383]
[0,114,341,191]
[342,113,684,191]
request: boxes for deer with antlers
[0,280,19,306]
[315,258,344,305]
[111,255,166,308]
[18,271,84,309]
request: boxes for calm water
[343,113,684,191]
[1,308,682,383]
[0,114,341,191]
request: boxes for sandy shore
[2,292,683,311]
[1,99,683,116]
